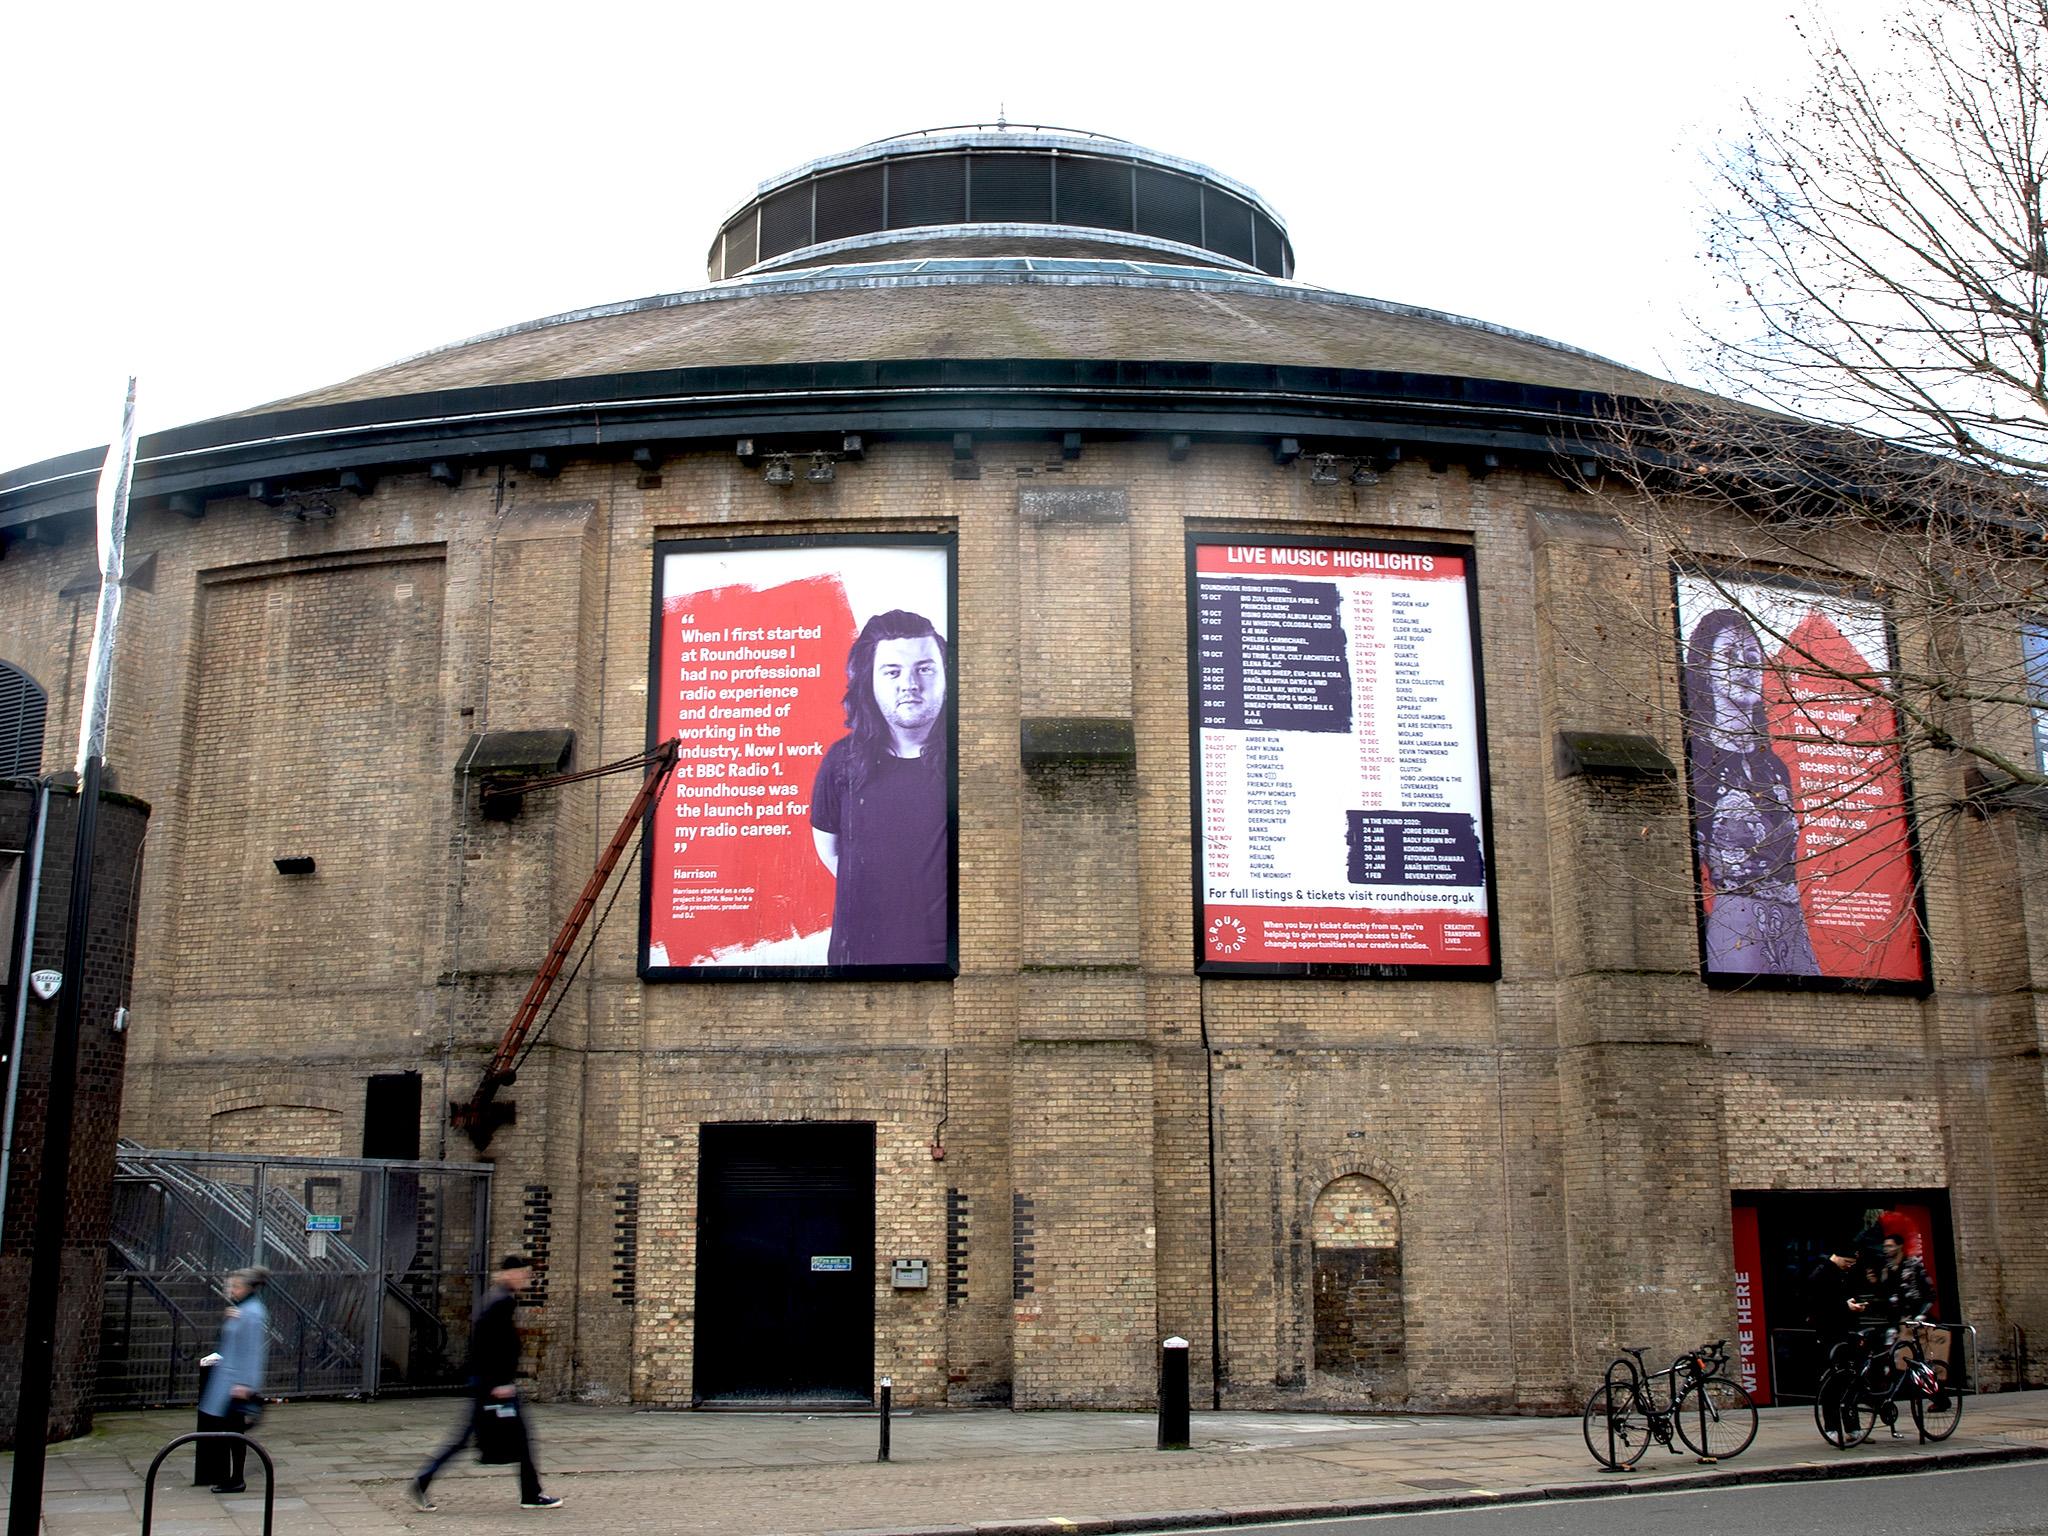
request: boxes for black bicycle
[1583,1339,1759,1469]
[1816,1322,1961,1447]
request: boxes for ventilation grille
[889,153,968,228]
[971,153,1053,223]
[1135,167,1202,249]
[612,1181,639,1306]
[722,216,758,279]
[1252,212,1286,276]
[815,164,887,245]
[1011,1192,1036,1299]
[1056,156,1133,231]
[758,185,814,262]
[712,144,1292,277]
[1205,190,1256,265]
[946,1188,970,1308]
[0,664,46,777]
[699,1125,875,1197]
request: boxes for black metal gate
[694,1122,874,1406]
[97,1142,492,1408]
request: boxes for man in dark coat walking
[410,1254,560,1510]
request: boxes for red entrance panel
[1730,1203,1772,1405]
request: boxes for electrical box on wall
[890,1258,929,1290]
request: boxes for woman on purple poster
[1682,608,1820,976]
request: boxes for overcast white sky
[0,0,1839,472]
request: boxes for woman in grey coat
[197,1267,270,1493]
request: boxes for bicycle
[1582,1339,1759,1469]
[1817,1321,1962,1447]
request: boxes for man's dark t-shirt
[1805,1260,1861,1340]
[810,738,948,966]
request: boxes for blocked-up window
[1312,1174,1407,1383]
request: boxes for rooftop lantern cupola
[706,123,1294,283]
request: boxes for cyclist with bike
[1805,1246,1869,1435]
[1874,1233,1933,1324]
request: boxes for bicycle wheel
[1676,1375,1759,1459]
[1909,1359,1963,1442]
[1583,1382,1650,1469]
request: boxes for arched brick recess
[207,1103,343,1156]
[1309,1173,1407,1392]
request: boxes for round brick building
[0,125,2041,1414]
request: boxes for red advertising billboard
[1187,535,1498,977]
[641,535,956,979]
[1674,570,1927,988]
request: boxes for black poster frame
[1184,530,1502,980]
[1671,563,1933,996]
[640,531,959,983]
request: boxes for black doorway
[694,1122,875,1406]
[1734,1187,1959,1405]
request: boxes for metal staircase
[97,1142,486,1409]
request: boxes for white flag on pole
[77,377,138,773]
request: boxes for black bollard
[1158,1336,1191,1450]
[878,1375,892,1462]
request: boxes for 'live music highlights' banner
[1187,535,1498,977]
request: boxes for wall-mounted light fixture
[763,453,795,486]
[1308,454,1341,485]
[806,452,836,484]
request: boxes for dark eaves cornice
[0,357,1639,534]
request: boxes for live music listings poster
[642,535,957,980]
[1187,534,1499,977]
[1674,569,1927,989]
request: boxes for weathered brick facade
[3,126,2045,1418]
[0,434,2042,1415]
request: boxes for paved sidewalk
[5,1389,2046,1535]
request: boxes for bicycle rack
[1601,1356,1633,1472]
[1691,1363,1715,1462]
[138,1431,275,1536]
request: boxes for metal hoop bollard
[139,1432,275,1536]
[1601,1357,1631,1472]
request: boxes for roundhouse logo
[1207,915,1247,955]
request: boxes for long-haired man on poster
[810,609,950,967]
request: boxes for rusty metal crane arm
[452,737,680,1149]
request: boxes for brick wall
[0,433,2041,1416]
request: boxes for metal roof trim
[740,224,1269,277]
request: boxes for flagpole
[8,379,136,1536]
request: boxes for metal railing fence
[97,1143,491,1408]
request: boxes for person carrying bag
[196,1267,270,1495]
[410,1254,561,1511]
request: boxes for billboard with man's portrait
[1673,569,1926,989]
[641,535,956,980]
